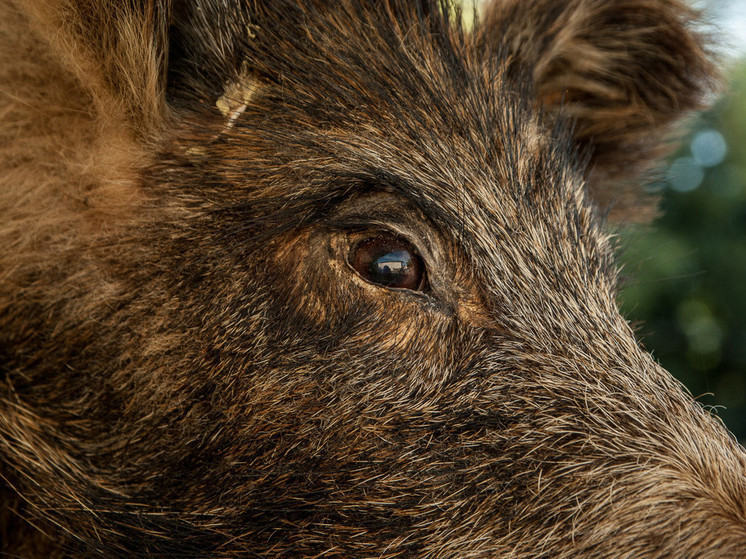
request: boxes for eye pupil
[351,236,426,291]
[370,249,412,284]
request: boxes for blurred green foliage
[619,59,746,442]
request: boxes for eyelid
[325,215,409,232]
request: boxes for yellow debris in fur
[216,73,258,121]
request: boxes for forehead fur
[169,0,612,295]
[167,0,715,224]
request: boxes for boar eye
[350,236,427,291]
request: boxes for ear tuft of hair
[477,0,720,222]
[15,0,171,137]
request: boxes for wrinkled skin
[1,0,745,557]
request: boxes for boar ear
[19,0,172,137]
[478,0,719,222]
[19,0,256,137]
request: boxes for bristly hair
[1,1,736,558]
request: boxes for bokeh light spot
[676,299,724,357]
[667,157,704,192]
[691,129,728,167]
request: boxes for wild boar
[1,0,745,557]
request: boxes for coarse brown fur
[0,0,744,557]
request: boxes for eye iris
[352,237,425,291]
